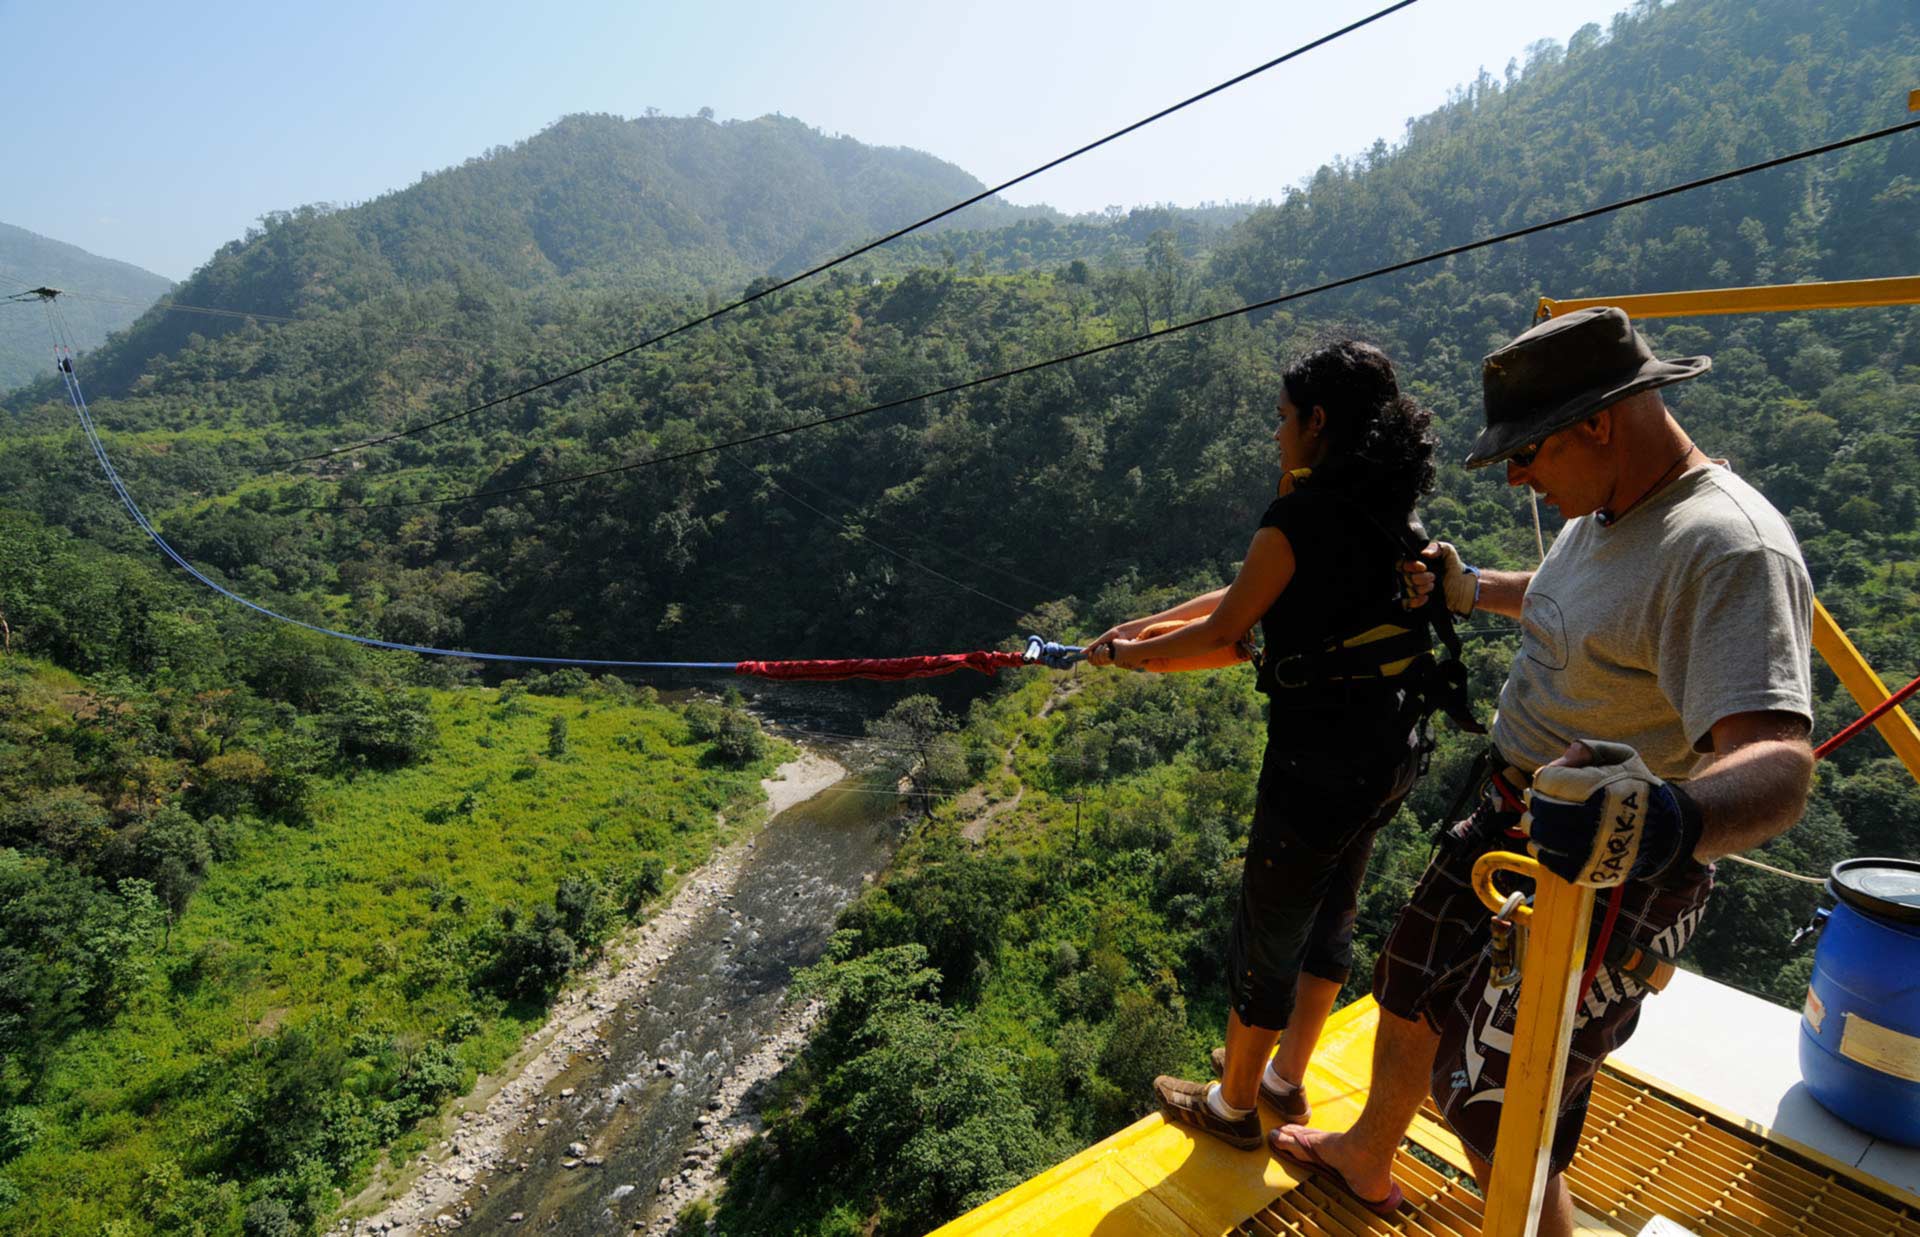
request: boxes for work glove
[1429,542,1480,617]
[1521,740,1704,887]
[1400,542,1479,616]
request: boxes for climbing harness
[1253,490,1485,738]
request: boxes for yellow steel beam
[1537,275,1920,323]
[1812,597,1920,782]
[1475,851,1596,1237]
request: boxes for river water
[457,721,907,1233]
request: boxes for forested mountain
[2,0,1919,1232]
[62,112,1064,394]
[0,222,172,392]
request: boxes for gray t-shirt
[1493,463,1814,781]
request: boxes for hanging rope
[286,115,1920,515]
[268,1,1423,469]
[36,301,1062,684]
[1721,853,1828,886]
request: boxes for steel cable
[280,116,1920,514]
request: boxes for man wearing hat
[1269,307,1816,1233]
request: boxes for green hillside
[62,111,1065,395]
[0,222,172,393]
[0,511,785,1232]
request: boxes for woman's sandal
[1268,1126,1405,1218]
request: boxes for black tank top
[1256,486,1416,763]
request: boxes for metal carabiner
[1486,875,1532,990]
[1023,634,1084,670]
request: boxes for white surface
[1609,968,1920,1199]
[1636,1219,1702,1237]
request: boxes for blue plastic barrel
[1798,857,1920,1145]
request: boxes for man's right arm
[1401,543,1532,619]
[1470,569,1532,620]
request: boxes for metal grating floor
[1563,1069,1920,1237]
[931,997,1920,1237]
[1235,1067,1920,1237]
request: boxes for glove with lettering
[1520,740,1704,887]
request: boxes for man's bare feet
[1267,1123,1399,1205]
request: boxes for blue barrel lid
[1829,857,1920,925]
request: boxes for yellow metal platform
[932,998,1920,1237]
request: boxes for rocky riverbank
[339,751,847,1235]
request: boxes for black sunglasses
[1509,439,1545,467]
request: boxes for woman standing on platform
[1086,339,1442,1150]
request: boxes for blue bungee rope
[46,321,1083,677]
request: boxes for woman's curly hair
[1281,339,1437,518]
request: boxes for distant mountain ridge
[0,222,172,392]
[79,112,1052,390]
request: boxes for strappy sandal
[1269,1126,1405,1217]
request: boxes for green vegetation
[0,0,1917,1232]
[0,221,173,393]
[0,512,785,1231]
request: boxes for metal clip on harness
[1024,635,1085,670]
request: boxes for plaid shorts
[1371,761,1712,1175]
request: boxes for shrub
[713,709,767,766]
[324,687,435,769]
[485,905,577,999]
[194,749,273,817]
[391,1041,464,1118]
[241,1197,297,1237]
[554,874,605,946]
[0,1106,43,1161]
[528,667,591,696]
[683,699,725,740]
[621,855,669,913]
[1097,993,1187,1109]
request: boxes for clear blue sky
[0,0,1635,281]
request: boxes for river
[440,724,906,1233]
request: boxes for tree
[867,695,966,816]
[713,708,767,766]
[132,807,214,943]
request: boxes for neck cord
[1599,442,1697,527]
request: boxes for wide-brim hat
[1464,305,1711,469]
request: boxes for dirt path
[960,679,1077,843]
[338,751,846,1234]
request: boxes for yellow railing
[1536,274,1920,323]
[1813,599,1920,784]
[1473,853,1596,1236]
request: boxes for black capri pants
[1226,740,1419,1030]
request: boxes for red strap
[1491,769,1528,815]
[734,649,1027,682]
[1576,884,1626,1011]
[1814,668,1920,760]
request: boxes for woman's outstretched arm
[1090,528,1295,667]
[1087,586,1229,650]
